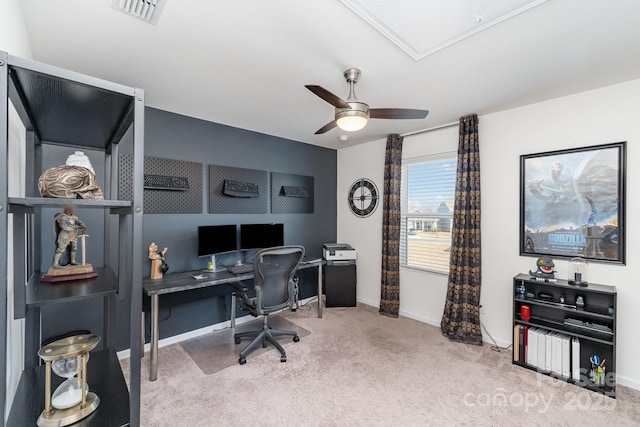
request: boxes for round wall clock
[348,178,379,218]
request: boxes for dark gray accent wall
[142,107,336,263]
[271,172,314,213]
[40,107,337,350]
[119,155,204,214]
[208,165,268,214]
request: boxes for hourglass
[37,334,101,427]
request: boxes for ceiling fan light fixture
[336,109,369,132]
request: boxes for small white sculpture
[66,151,95,174]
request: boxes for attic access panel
[8,64,135,150]
[340,0,548,60]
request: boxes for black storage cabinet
[324,260,357,307]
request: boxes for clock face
[348,178,379,218]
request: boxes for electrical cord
[293,294,320,312]
[480,319,512,353]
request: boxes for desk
[142,258,325,381]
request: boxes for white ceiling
[17,0,640,150]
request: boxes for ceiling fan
[305,68,429,134]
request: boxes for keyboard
[223,179,259,198]
[144,174,190,190]
[281,185,309,197]
[227,264,253,275]
[564,318,613,338]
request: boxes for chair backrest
[253,245,305,313]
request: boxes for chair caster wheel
[280,355,287,362]
[293,335,300,343]
[234,336,241,344]
[239,357,246,365]
[263,343,268,348]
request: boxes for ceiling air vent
[112,0,166,25]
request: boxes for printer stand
[324,261,357,307]
[322,243,357,307]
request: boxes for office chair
[230,245,305,365]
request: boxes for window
[400,153,457,274]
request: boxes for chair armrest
[229,281,249,293]
[230,281,256,310]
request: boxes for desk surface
[143,258,324,296]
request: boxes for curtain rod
[401,120,458,138]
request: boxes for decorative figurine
[52,207,85,269]
[38,152,104,200]
[149,242,169,280]
[41,207,97,282]
[529,256,556,279]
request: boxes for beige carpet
[120,304,640,426]
[180,316,311,374]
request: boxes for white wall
[1,0,32,419]
[0,0,32,57]
[338,78,640,390]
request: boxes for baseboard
[356,297,511,349]
[117,318,242,360]
[617,375,640,391]
[356,296,379,309]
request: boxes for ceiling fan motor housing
[336,101,369,117]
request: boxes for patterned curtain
[440,115,482,345]
[379,134,403,318]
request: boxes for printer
[323,243,356,261]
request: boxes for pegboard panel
[271,172,314,214]
[208,165,268,214]
[119,154,203,214]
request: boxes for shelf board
[8,197,132,210]
[8,56,135,149]
[515,317,614,345]
[511,361,615,397]
[514,296,614,321]
[26,266,118,307]
[514,273,617,294]
[7,348,130,426]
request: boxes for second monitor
[240,223,284,250]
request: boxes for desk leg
[230,293,236,331]
[141,312,145,358]
[317,264,323,318]
[150,294,159,381]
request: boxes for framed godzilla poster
[520,141,626,264]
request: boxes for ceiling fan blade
[305,85,351,109]
[314,120,337,135]
[369,108,429,120]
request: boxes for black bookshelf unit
[1,51,144,425]
[512,273,617,397]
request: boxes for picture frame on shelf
[519,141,626,264]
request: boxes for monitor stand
[202,255,226,273]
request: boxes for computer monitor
[197,224,237,271]
[240,223,284,250]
